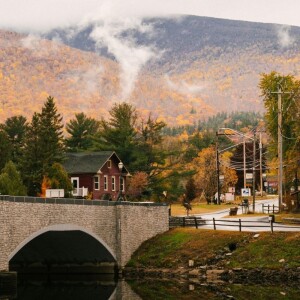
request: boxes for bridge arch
[8,224,117,265]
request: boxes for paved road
[191,198,300,232]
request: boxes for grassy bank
[127,229,300,269]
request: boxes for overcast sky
[0,0,300,33]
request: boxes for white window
[107,160,111,168]
[104,175,108,191]
[94,176,100,190]
[112,176,116,191]
[120,177,125,192]
[71,177,79,195]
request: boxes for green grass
[127,229,300,269]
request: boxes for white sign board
[241,188,251,197]
[46,189,64,198]
[225,193,235,202]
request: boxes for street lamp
[118,162,124,201]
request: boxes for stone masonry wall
[0,198,169,271]
[118,205,170,267]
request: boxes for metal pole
[216,132,220,205]
[259,131,263,196]
[243,138,246,189]
[252,130,256,212]
[278,88,283,209]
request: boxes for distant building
[63,151,130,200]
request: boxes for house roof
[63,151,117,174]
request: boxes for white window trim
[112,176,116,191]
[107,160,112,168]
[104,175,108,191]
[94,175,100,190]
[120,177,125,192]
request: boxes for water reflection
[16,274,117,300]
[128,279,300,300]
[2,276,300,299]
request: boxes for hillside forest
[0,72,299,206]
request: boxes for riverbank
[125,228,300,282]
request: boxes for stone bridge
[0,195,169,271]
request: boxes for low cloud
[21,33,63,55]
[276,25,295,48]
[88,16,161,99]
[65,66,104,95]
[165,75,206,96]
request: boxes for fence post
[272,204,275,214]
[183,217,185,227]
[262,204,264,214]
[239,219,242,232]
[194,217,198,229]
[213,218,216,230]
[268,204,270,214]
[270,220,274,233]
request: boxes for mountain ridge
[1,15,300,125]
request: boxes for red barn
[63,151,130,200]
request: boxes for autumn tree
[0,161,27,195]
[192,146,217,200]
[65,112,99,152]
[220,151,238,193]
[127,171,149,200]
[259,72,300,159]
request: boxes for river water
[2,275,300,300]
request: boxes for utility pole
[216,132,220,205]
[278,87,283,209]
[259,131,263,197]
[243,138,246,189]
[271,85,291,209]
[252,130,256,212]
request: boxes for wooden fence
[169,216,205,229]
[262,204,279,214]
[169,216,300,232]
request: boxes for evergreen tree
[65,112,99,152]
[0,129,12,170]
[21,113,43,195]
[96,102,137,165]
[1,115,28,165]
[39,96,65,169]
[185,177,196,202]
[0,161,27,195]
[21,96,65,195]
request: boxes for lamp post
[118,161,124,201]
